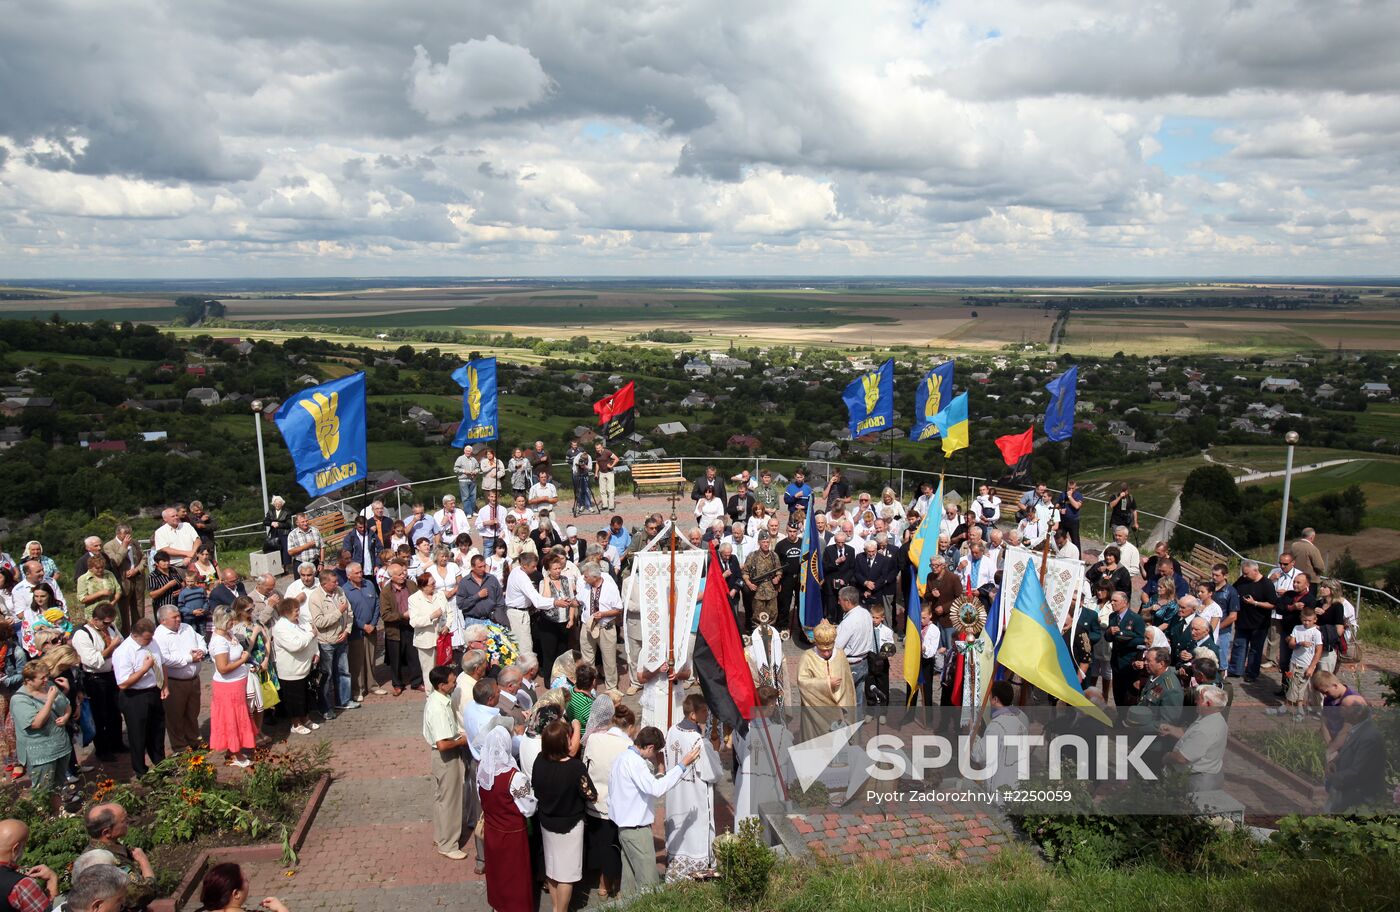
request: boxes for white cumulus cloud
[407,37,551,123]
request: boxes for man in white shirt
[527,469,558,511]
[1111,526,1141,578]
[453,446,481,512]
[283,562,320,624]
[474,490,509,554]
[957,541,996,592]
[73,603,125,761]
[580,563,624,691]
[608,726,701,896]
[1052,528,1080,563]
[153,604,205,752]
[834,586,874,708]
[433,495,472,542]
[151,508,199,570]
[503,553,569,659]
[13,559,68,620]
[724,524,756,565]
[112,618,167,777]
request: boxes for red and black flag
[592,381,636,443]
[995,426,1034,484]
[692,543,756,735]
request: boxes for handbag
[435,629,454,666]
[258,671,281,710]
[305,663,326,695]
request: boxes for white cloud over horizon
[1,0,1398,278]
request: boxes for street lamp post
[252,399,270,516]
[1276,430,1300,562]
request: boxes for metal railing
[208,454,1400,620]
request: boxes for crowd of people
[0,452,1385,907]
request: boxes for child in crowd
[374,549,396,590]
[1272,609,1322,721]
[177,568,212,639]
[919,604,946,706]
[595,530,621,577]
[867,603,895,706]
[567,664,597,726]
[486,538,510,583]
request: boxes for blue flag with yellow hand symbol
[274,372,367,498]
[909,360,954,442]
[1044,365,1078,442]
[451,357,499,446]
[842,358,894,438]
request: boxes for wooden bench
[990,486,1027,522]
[1180,543,1231,584]
[629,460,687,497]
[309,510,350,561]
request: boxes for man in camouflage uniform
[742,531,783,633]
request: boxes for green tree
[1180,464,1242,514]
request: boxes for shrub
[1271,815,1400,861]
[1015,813,1223,873]
[715,817,776,909]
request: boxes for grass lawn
[1076,453,1209,517]
[630,850,1397,912]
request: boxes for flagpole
[888,430,895,490]
[666,486,679,731]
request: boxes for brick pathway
[219,689,496,911]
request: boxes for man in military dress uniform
[1131,646,1183,727]
[742,531,784,634]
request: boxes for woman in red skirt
[208,606,257,768]
[477,724,537,912]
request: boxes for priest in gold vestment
[796,619,855,742]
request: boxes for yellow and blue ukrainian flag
[996,567,1110,724]
[902,475,944,693]
[932,391,969,458]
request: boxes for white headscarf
[476,723,519,790]
[583,693,615,746]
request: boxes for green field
[1076,445,1400,527]
[285,295,898,331]
[1352,402,1400,441]
[8,349,161,374]
[0,306,178,323]
[1242,458,1400,530]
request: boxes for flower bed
[0,742,331,898]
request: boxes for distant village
[0,321,1396,549]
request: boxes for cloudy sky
[2,0,1398,278]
